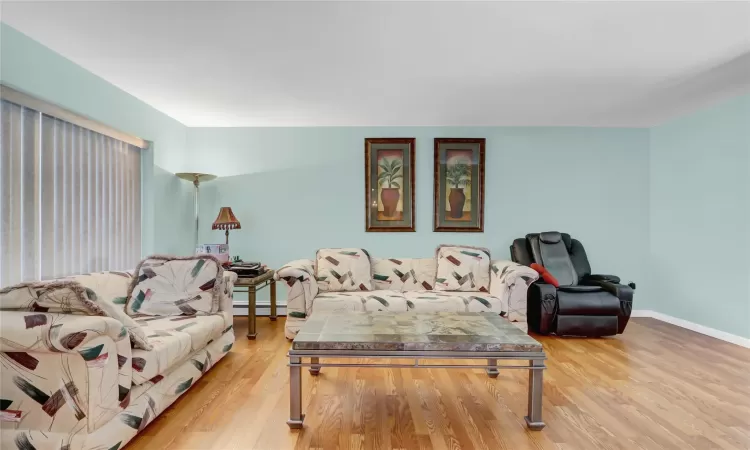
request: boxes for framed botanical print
[365,138,416,232]
[433,138,485,232]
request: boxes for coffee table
[287,311,546,430]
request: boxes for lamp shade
[212,207,241,230]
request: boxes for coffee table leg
[486,358,499,378]
[524,359,545,430]
[309,357,320,375]
[288,356,304,428]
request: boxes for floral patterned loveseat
[275,246,539,339]
[0,258,236,450]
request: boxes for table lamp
[212,207,241,245]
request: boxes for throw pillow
[530,263,560,287]
[434,245,491,292]
[315,248,372,292]
[70,272,153,350]
[125,255,224,316]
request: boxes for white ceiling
[3,1,750,127]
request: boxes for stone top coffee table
[287,312,546,430]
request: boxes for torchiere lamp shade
[212,207,241,244]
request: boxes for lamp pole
[175,172,217,250]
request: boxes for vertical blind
[0,99,142,287]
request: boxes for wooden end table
[233,270,277,339]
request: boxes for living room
[0,1,748,449]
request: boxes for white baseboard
[632,309,750,348]
[227,305,750,348]
[232,301,287,317]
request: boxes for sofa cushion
[371,258,436,291]
[312,292,363,313]
[313,290,408,314]
[402,291,504,314]
[402,291,466,312]
[315,248,372,292]
[361,291,408,312]
[456,292,505,313]
[434,245,491,292]
[129,327,235,408]
[130,314,228,385]
[126,255,224,317]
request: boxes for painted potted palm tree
[378,158,403,217]
[445,160,471,218]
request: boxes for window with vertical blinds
[0,99,142,288]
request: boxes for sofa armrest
[579,280,634,334]
[219,270,238,313]
[275,259,315,283]
[0,312,133,433]
[275,259,318,320]
[581,280,633,302]
[223,270,239,284]
[0,311,127,353]
[489,260,538,288]
[583,274,621,284]
[489,260,538,321]
[0,277,155,350]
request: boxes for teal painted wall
[152,166,196,255]
[188,127,651,307]
[650,94,750,338]
[7,21,747,338]
[0,24,194,255]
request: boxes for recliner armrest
[583,274,621,284]
[557,285,602,293]
[581,280,634,334]
[530,281,557,298]
[527,282,558,335]
[584,280,633,302]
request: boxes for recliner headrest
[539,231,562,244]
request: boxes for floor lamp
[176,172,217,250]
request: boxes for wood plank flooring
[127,317,750,450]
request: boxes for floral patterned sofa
[275,247,539,339]
[0,259,236,450]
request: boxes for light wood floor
[127,317,750,450]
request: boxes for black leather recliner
[510,232,634,337]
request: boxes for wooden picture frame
[433,138,485,232]
[365,138,416,232]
